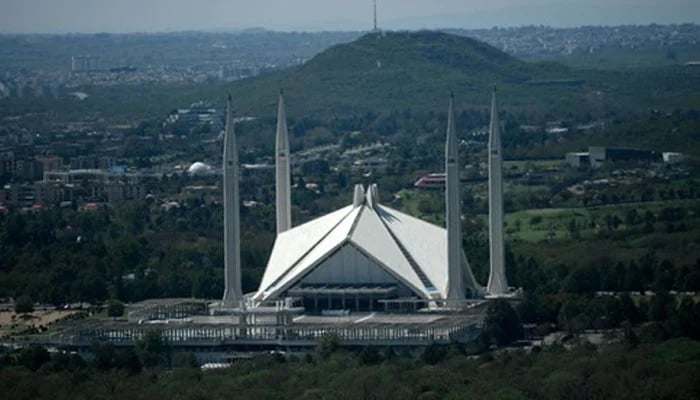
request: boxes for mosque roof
[253,184,481,303]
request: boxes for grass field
[503,198,700,267]
[387,187,700,273]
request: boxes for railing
[50,318,482,348]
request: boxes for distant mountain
[228,30,700,124]
[231,31,583,116]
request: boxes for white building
[662,152,684,164]
[187,161,213,175]
[252,184,481,311]
[218,91,516,313]
[251,94,485,311]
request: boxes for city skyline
[1,0,699,34]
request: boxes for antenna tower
[373,0,378,32]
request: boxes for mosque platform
[22,298,487,352]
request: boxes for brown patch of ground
[0,310,76,334]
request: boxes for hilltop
[231,31,576,116]
[228,30,699,120]
[4,30,697,126]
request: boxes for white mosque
[221,89,510,312]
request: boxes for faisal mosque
[222,88,511,312]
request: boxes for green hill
[225,31,699,122]
[230,31,581,116]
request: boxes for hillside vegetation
[2,339,700,399]
[229,31,700,118]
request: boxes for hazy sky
[1,0,699,33]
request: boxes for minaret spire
[446,93,465,301]
[487,87,509,295]
[222,95,243,304]
[275,89,292,234]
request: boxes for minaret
[275,90,292,234]
[222,95,243,304]
[487,87,509,295]
[445,93,465,300]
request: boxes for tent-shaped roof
[253,184,481,303]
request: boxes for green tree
[136,328,168,368]
[618,293,642,323]
[14,295,34,314]
[91,342,117,370]
[115,347,143,375]
[3,211,27,247]
[558,297,586,333]
[106,299,125,318]
[482,299,523,346]
[624,262,645,294]
[46,350,87,373]
[421,343,448,365]
[649,291,675,322]
[174,352,199,369]
[315,332,340,359]
[566,219,580,239]
[358,346,383,365]
[625,208,639,226]
[15,346,51,371]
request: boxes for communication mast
[373,0,378,32]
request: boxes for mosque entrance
[288,284,399,313]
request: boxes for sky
[1,0,699,33]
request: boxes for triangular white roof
[253,185,481,303]
[374,205,447,295]
[349,206,427,296]
[256,205,357,295]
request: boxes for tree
[622,321,639,347]
[3,211,27,247]
[618,293,642,323]
[15,346,51,371]
[421,343,448,365]
[482,299,523,346]
[625,208,639,226]
[92,342,142,374]
[682,271,700,292]
[516,297,541,324]
[92,342,117,370]
[567,218,581,239]
[175,352,199,369]
[115,347,143,375]
[315,332,340,359]
[558,297,585,333]
[46,350,87,373]
[106,299,125,318]
[359,346,383,365]
[529,216,542,226]
[136,328,168,368]
[674,297,700,339]
[562,268,599,294]
[14,295,34,314]
[588,296,623,330]
[649,291,675,322]
[624,262,645,294]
